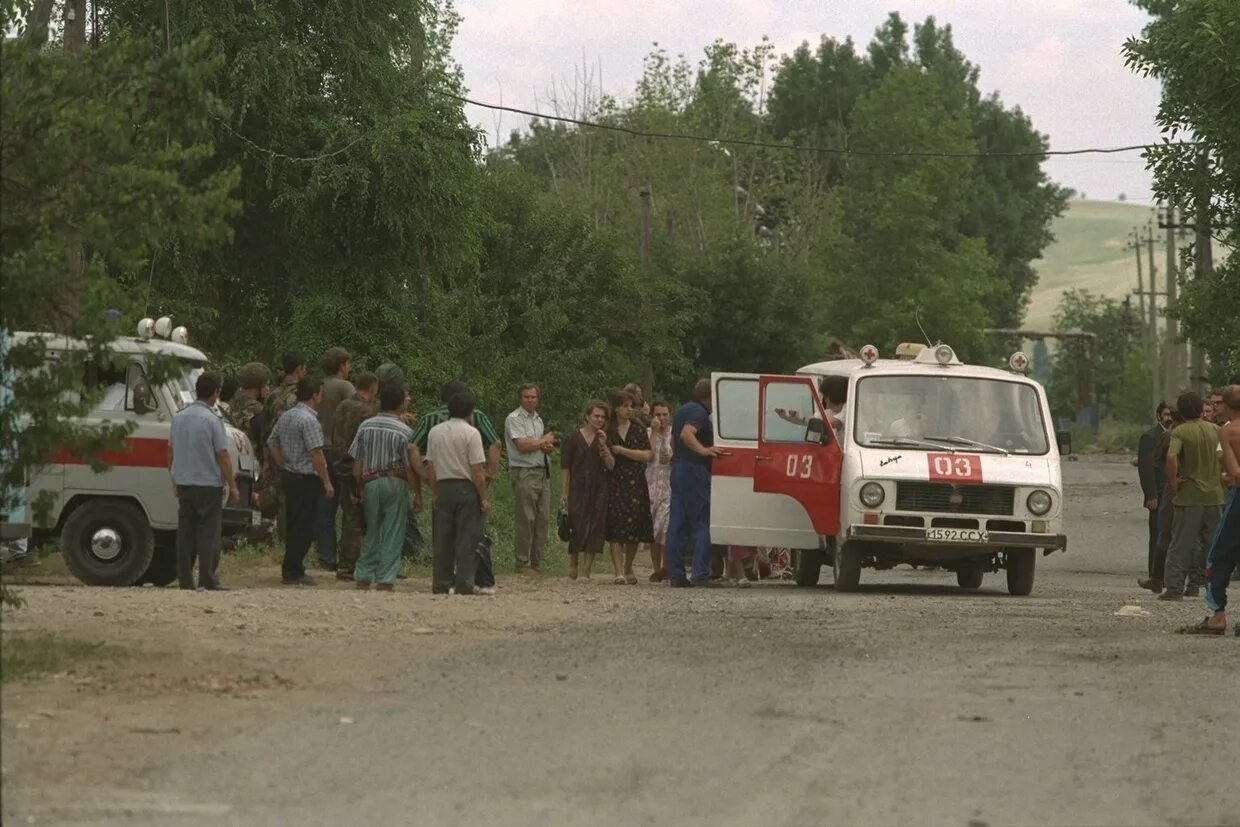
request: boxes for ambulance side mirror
[1056,428,1072,456]
[804,417,829,446]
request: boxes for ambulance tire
[793,549,824,587]
[139,538,178,587]
[956,567,984,590]
[832,543,863,592]
[61,500,154,587]
[1005,548,1036,596]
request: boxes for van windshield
[853,375,1049,455]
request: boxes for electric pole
[638,186,654,404]
[1157,206,1182,398]
[1126,229,1145,321]
[1144,222,1162,406]
[1191,148,1213,390]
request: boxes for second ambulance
[710,343,1067,595]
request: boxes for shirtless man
[1182,385,1240,636]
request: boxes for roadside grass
[0,632,122,684]
[1072,420,1145,454]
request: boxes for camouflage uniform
[332,393,379,578]
[263,378,300,543]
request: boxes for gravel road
[2,457,1237,827]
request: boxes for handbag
[557,508,573,543]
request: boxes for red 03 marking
[927,452,983,482]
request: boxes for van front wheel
[1005,548,1036,596]
[61,500,154,586]
[833,543,863,592]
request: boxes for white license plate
[251,510,262,527]
[926,527,989,543]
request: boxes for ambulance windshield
[169,364,204,410]
[853,375,1049,455]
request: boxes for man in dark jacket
[1137,403,1173,590]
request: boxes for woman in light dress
[645,401,672,582]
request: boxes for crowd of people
[1135,385,1240,635]
[172,348,733,594]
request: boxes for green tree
[0,2,238,598]
[1125,0,1240,378]
[1047,290,1148,421]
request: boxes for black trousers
[177,485,223,589]
[282,471,322,580]
[1147,506,1163,582]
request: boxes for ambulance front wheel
[832,542,863,592]
[793,549,824,587]
[61,500,154,586]
[1005,548,1036,596]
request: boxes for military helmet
[237,362,271,390]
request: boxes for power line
[449,92,1200,160]
[216,120,366,164]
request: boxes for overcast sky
[453,0,1161,204]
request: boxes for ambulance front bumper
[848,525,1067,552]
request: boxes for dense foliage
[1126,0,1240,380]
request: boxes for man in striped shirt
[411,380,502,481]
[349,382,422,590]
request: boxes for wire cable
[447,92,1201,159]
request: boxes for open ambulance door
[710,373,842,549]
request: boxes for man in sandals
[1180,385,1240,636]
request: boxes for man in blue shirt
[666,379,725,587]
[168,372,238,590]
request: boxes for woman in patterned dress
[645,400,672,582]
[605,389,654,584]
[560,401,614,581]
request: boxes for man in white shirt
[426,391,491,595]
[505,384,556,572]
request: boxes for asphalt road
[5,458,1238,827]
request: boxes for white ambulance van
[19,318,261,587]
[710,344,1066,596]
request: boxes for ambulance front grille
[895,482,1015,516]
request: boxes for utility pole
[64,0,87,50]
[1157,206,1181,399]
[1144,222,1162,406]
[53,0,89,332]
[638,186,654,404]
[1126,229,1145,321]
[1191,148,1213,390]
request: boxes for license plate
[927,527,989,543]
[250,510,262,527]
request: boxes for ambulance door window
[762,382,820,444]
[715,377,758,441]
[84,359,128,412]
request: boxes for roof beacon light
[170,326,189,345]
[933,344,955,366]
[860,344,880,367]
[136,318,155,340]
[1009,351,1030,373]
[154,316,174,338]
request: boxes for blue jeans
[665,462,712,584]
[315,466,339,566]
[1204,487,1240,613]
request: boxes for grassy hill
[1025,198,1154,330]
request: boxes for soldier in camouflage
[227,362,270,436]
[331,372,380,580]
[262,352,307,544]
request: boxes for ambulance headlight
[1026,489,1052,516]
[859,482,885,508]
[934,344,955,365]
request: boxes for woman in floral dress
[605,389,654,584]
[645,400,672,582]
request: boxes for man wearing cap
[227,362,270,439]
[263,353,307,543]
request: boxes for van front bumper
[848,525,1067,551]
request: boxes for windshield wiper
[864,437,954,452]
[924,435,1009,456]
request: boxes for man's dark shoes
[282,575,317,586]
[1156,588,1183,601]
[318,561,338,572]
[1184,586,1200,598]
[669,579,693,588]
[1137,578,1162,592]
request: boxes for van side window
[763,382,820,443]
[83,359,128,412]
[715,378,758,441]
[124,363,157,414]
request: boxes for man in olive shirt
[332,372,378,580]
[1159,392,1223,600]
[315,347,354,570]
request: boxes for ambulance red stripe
[52,437,169,469]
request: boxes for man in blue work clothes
[665,379,726,587]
